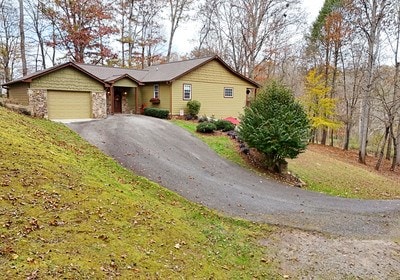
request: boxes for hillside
[0,107,277,279]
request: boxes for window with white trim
[224,87,234,98]
[153,84,159,98]
[183,84,192,100]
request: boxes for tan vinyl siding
[141,83,171,111]
[114,78,138,87]
[31,67,103,92]
[171,60,256,118]
[8,83,29,105]
[47,91,91,119]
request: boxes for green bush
[214,119,235,132]
[187,100,201,117]
[143,107,170,119]
[196,122,217,133]
[239,81,310,173]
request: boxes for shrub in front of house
[196,122,217,133]
[143,107,170,119]
[198,115,208,123]
[214,119,235,132]
[186,100,201,118]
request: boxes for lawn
[172,119,400,200]
[171,119,247,166]
[288,144,400,199]
[0,107,279,279]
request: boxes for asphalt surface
[67,115,400,239]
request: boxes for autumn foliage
[41,0,118,63]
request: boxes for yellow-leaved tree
[303,68,341,143]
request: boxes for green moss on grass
[0,107,278,279]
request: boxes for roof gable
[141,56,260,87]
[140,56,212,82]
[75,63,146,85]
[2,62,106,87]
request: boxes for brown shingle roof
[141,56,213,82]
[2,56,260,88]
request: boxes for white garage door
[47,91,91,119]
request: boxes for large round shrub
[196,122,217,133]
[239,81,310,173]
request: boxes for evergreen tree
[239,81,310,173]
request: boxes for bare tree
[117,0,164,68]
[24,0,48,70]
[166,0,193,62]
[385,2,400,170]
[352,0,390,164]
[372,67,397,170]
[0,0,19,82]
[340,41,365,150]
[196,0,303,81]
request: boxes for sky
[303,0,325,23]
[172,0,325,54]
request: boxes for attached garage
[47,90,91,119]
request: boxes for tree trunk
[19,0,27,76]
[343,123,351,150]
[321,128,327,145]
[391,122,400,171]
[358,0,385,164]
[385,136,392,160]
[375,125,389,170]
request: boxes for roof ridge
[146,55,216,68]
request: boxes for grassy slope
[0,107,278,279]
[288,146,400,199]
[172,120,400,200]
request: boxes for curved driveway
[68,115,400,238]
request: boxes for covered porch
[106,76,143,115]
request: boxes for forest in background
[1,0,399,171]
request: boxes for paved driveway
[68,115,400,238]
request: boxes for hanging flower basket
[150,97,160,104]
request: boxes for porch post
[110,85,115,115]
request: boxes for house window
[183,84,192,100]
[224,87,234,98]
[153,84,159,98]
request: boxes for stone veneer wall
[106,95,111,114]
[92,91,107,118]
[27,89,48,118]
[122,95,129,114]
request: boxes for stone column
[122,93,129,114]
[92,91,107,118]
[27,89,48,118]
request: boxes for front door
[114,91,122,113]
